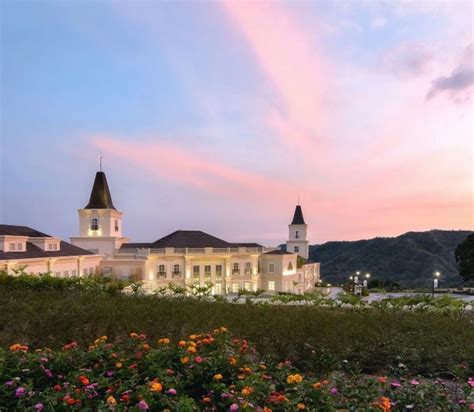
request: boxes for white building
[0,225,101,277]
[70,170,320,294]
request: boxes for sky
[1,0,473,246]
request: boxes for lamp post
[363,273,371,288]
[432,271,440,298]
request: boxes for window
[90,218,99,231]
[294,246,299,253]
[10,243,16,251]
[295,230,300,239]
[268,281,276,291]
[269,263,275,273]
[83,269,88,276]
[204,265,211,278]
[55,271,61,277]
[72,270,77,277]
[244,282,252,290]
[245,262,252,275]
[157,264,166,278]
[64,271,69,277]
[232,263,240,275]
[17,243,22,251]
[232,283,239,293]
[173,264,181,277]
[215,265,222,277]
[214,283,222,294]
[288,261,293,271]
[114,219,119,232]
[193,265,200,278]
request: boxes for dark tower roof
[84,171,116,209]
[290,205,306,225]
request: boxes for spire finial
[99,153,103,172]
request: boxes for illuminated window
[244,282,251,290]
[90,218,99,231]
[268,281,275,291]
[232,283,239,293]
[214,283,222,294]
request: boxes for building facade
[0,225,101,277]
[69,170,320,294]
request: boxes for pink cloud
[222,2,329,150]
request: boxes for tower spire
[99,153,103,172]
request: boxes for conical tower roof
[84,171,116,209]
[290,205,306,225]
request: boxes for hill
[309,230,473,287]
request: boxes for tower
[70,171,128,256]
[286,205,309,259]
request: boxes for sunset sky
[1,1,473,245]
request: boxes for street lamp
[363,273,371,288]
[432,271,440,298]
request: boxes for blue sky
[1,1,472,245]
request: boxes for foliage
[310,230,473,287]
[1,328,473,411]
[1,288,473,377]
[455,234,474,284]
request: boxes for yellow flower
[297,403,306,410]
[241,386,253,396]
[228,356,237,366]
[106,396,117,406]
[150,381,163,393]
[181,356,189,364]
[213,374,223,381]
[287,374,303,384]
[187,346,197,353]
[115,362,123,369]
[189,334,198,340]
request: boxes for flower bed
[1,329,473,411]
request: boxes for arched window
[288,261,293,271]
[114,219,119,232]
[90,218,99,231]
[295,231,300,239]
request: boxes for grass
[1,288,473,377]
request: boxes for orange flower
[187,346,197,353]
[9,343,28,353]
[142,343,151,351]
[150,381,163,393]
[115,362,123,369]
[181,356,190,364]
[263,408,272,412]
[287,374,303,384]
[377,376,387,384]
[202,396,212,403]
[242,386,253,396]
[158,338,170,345]
[106,396,117,406]
[228,356,237,366]
[178,340,186,347]
[373,397,392,412]
[313,382,322,389]
[78,375,90,386]
[213,374,223,381]
[297,404,306,410]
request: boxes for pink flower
[468,378,474,388]
[34,403,44,411]
[391,381,401,388]
[167,388,177,395]
[410,379,420,385]
[229,404,239,412]
[138,400,149,410]
[194,356,203,363]
[15,387,26,397]
[330,387,338,395]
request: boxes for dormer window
[17,243,23,251]
[295,231,300,239]
[288,261,293,271]
[90,218,99,231]
[10,243,16,251]
[114,219,119,232]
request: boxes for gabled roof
[0,224,49,237]
[152,230,232,248]
[290,205,306,225]
[0,225,95,261]
[264,249,293,255]
[84,171,116,209]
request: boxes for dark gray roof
[0,225,94,260]
[290,205,306,225]
[229,242,263,248]
[84,171,116,209]
[119,242,153,250]
[0,224,49,237]
[152,230,231,248]
[264,249,293,255]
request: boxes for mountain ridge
[308,229,473,287]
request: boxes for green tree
[455,234,474,284]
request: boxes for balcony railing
[122,246,271,255]
[232,270,240,275]
[172,272,182,278]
